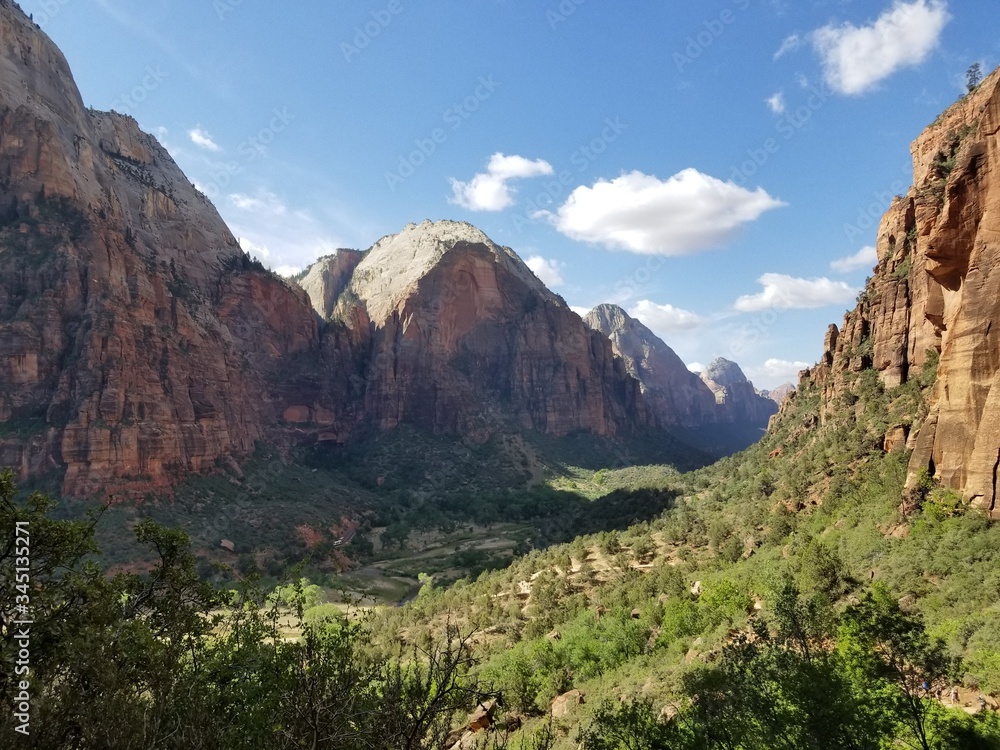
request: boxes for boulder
[551,690,585,718]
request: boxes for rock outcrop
[792,66,1000,516]
[699,358,779,427]
[583,304,720,427]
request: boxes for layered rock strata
[794,68,1000,515]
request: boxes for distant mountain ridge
[582,304,719,428]
[761,383,795,406]
[700,357,780,427]
[581,306,777,444]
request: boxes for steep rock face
[0,0,317,496]
[700,358,778,427]
[581,306,777,430]
[317,221,651,438]
[297,249,365,320]
[582,304,720,427]
[793,67,1000,515]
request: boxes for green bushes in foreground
[580,582,1000,750]
[0,471,514,749]
[6,463,995,749]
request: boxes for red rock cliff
[0,0,317,496]
[0,0,711,498]
[795,67,1000,515]
[301,221,652,440]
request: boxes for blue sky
[26,0,998,388]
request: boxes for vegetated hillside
[79,429,689,596]
[370,347,1000,748]
[352,76,1000,747]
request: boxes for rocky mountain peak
[296,249,365,320]
[583,303,717,429]
[584,303,632,332]
[0,1,86,127]
[699,357,777,427]
[339,219,557,327]
[701,358,750,387]
[762,383,796,406]
[582,306,776,439]
[0,0,243,288]
[0,0,320,497]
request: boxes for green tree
[481,644,541,714]
[967,62,983,92]
[580,698,674,750]
[794,539,846,598]
[658,596,702,645]
[837,585,951,750]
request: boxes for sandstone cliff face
[581,307,777,431]
[583,304,720,427]
[0,0,317,496]
[298,221,651,439]
[794,67,1000,515]
[699,358,778,427]
[297,249,365,320]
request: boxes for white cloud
[229,190,287,215]
[629,299,704,333]
[734,273,859,311]
[687,361,706,374]
[238,236,271,258]
[750,358,811,381]
[774,33,802,59]
[766,92,787,114]
[449,153,553,211]
[223,189,347,275]
[525,256,565,288]
[812,0,950,95]
[546,169,785,256]
[188,127,222,152]
[830,245,878,273]
[570,306,591,318]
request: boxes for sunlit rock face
[312,221,653,440]
[793,68,1000,515]
[0,0,317,496]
